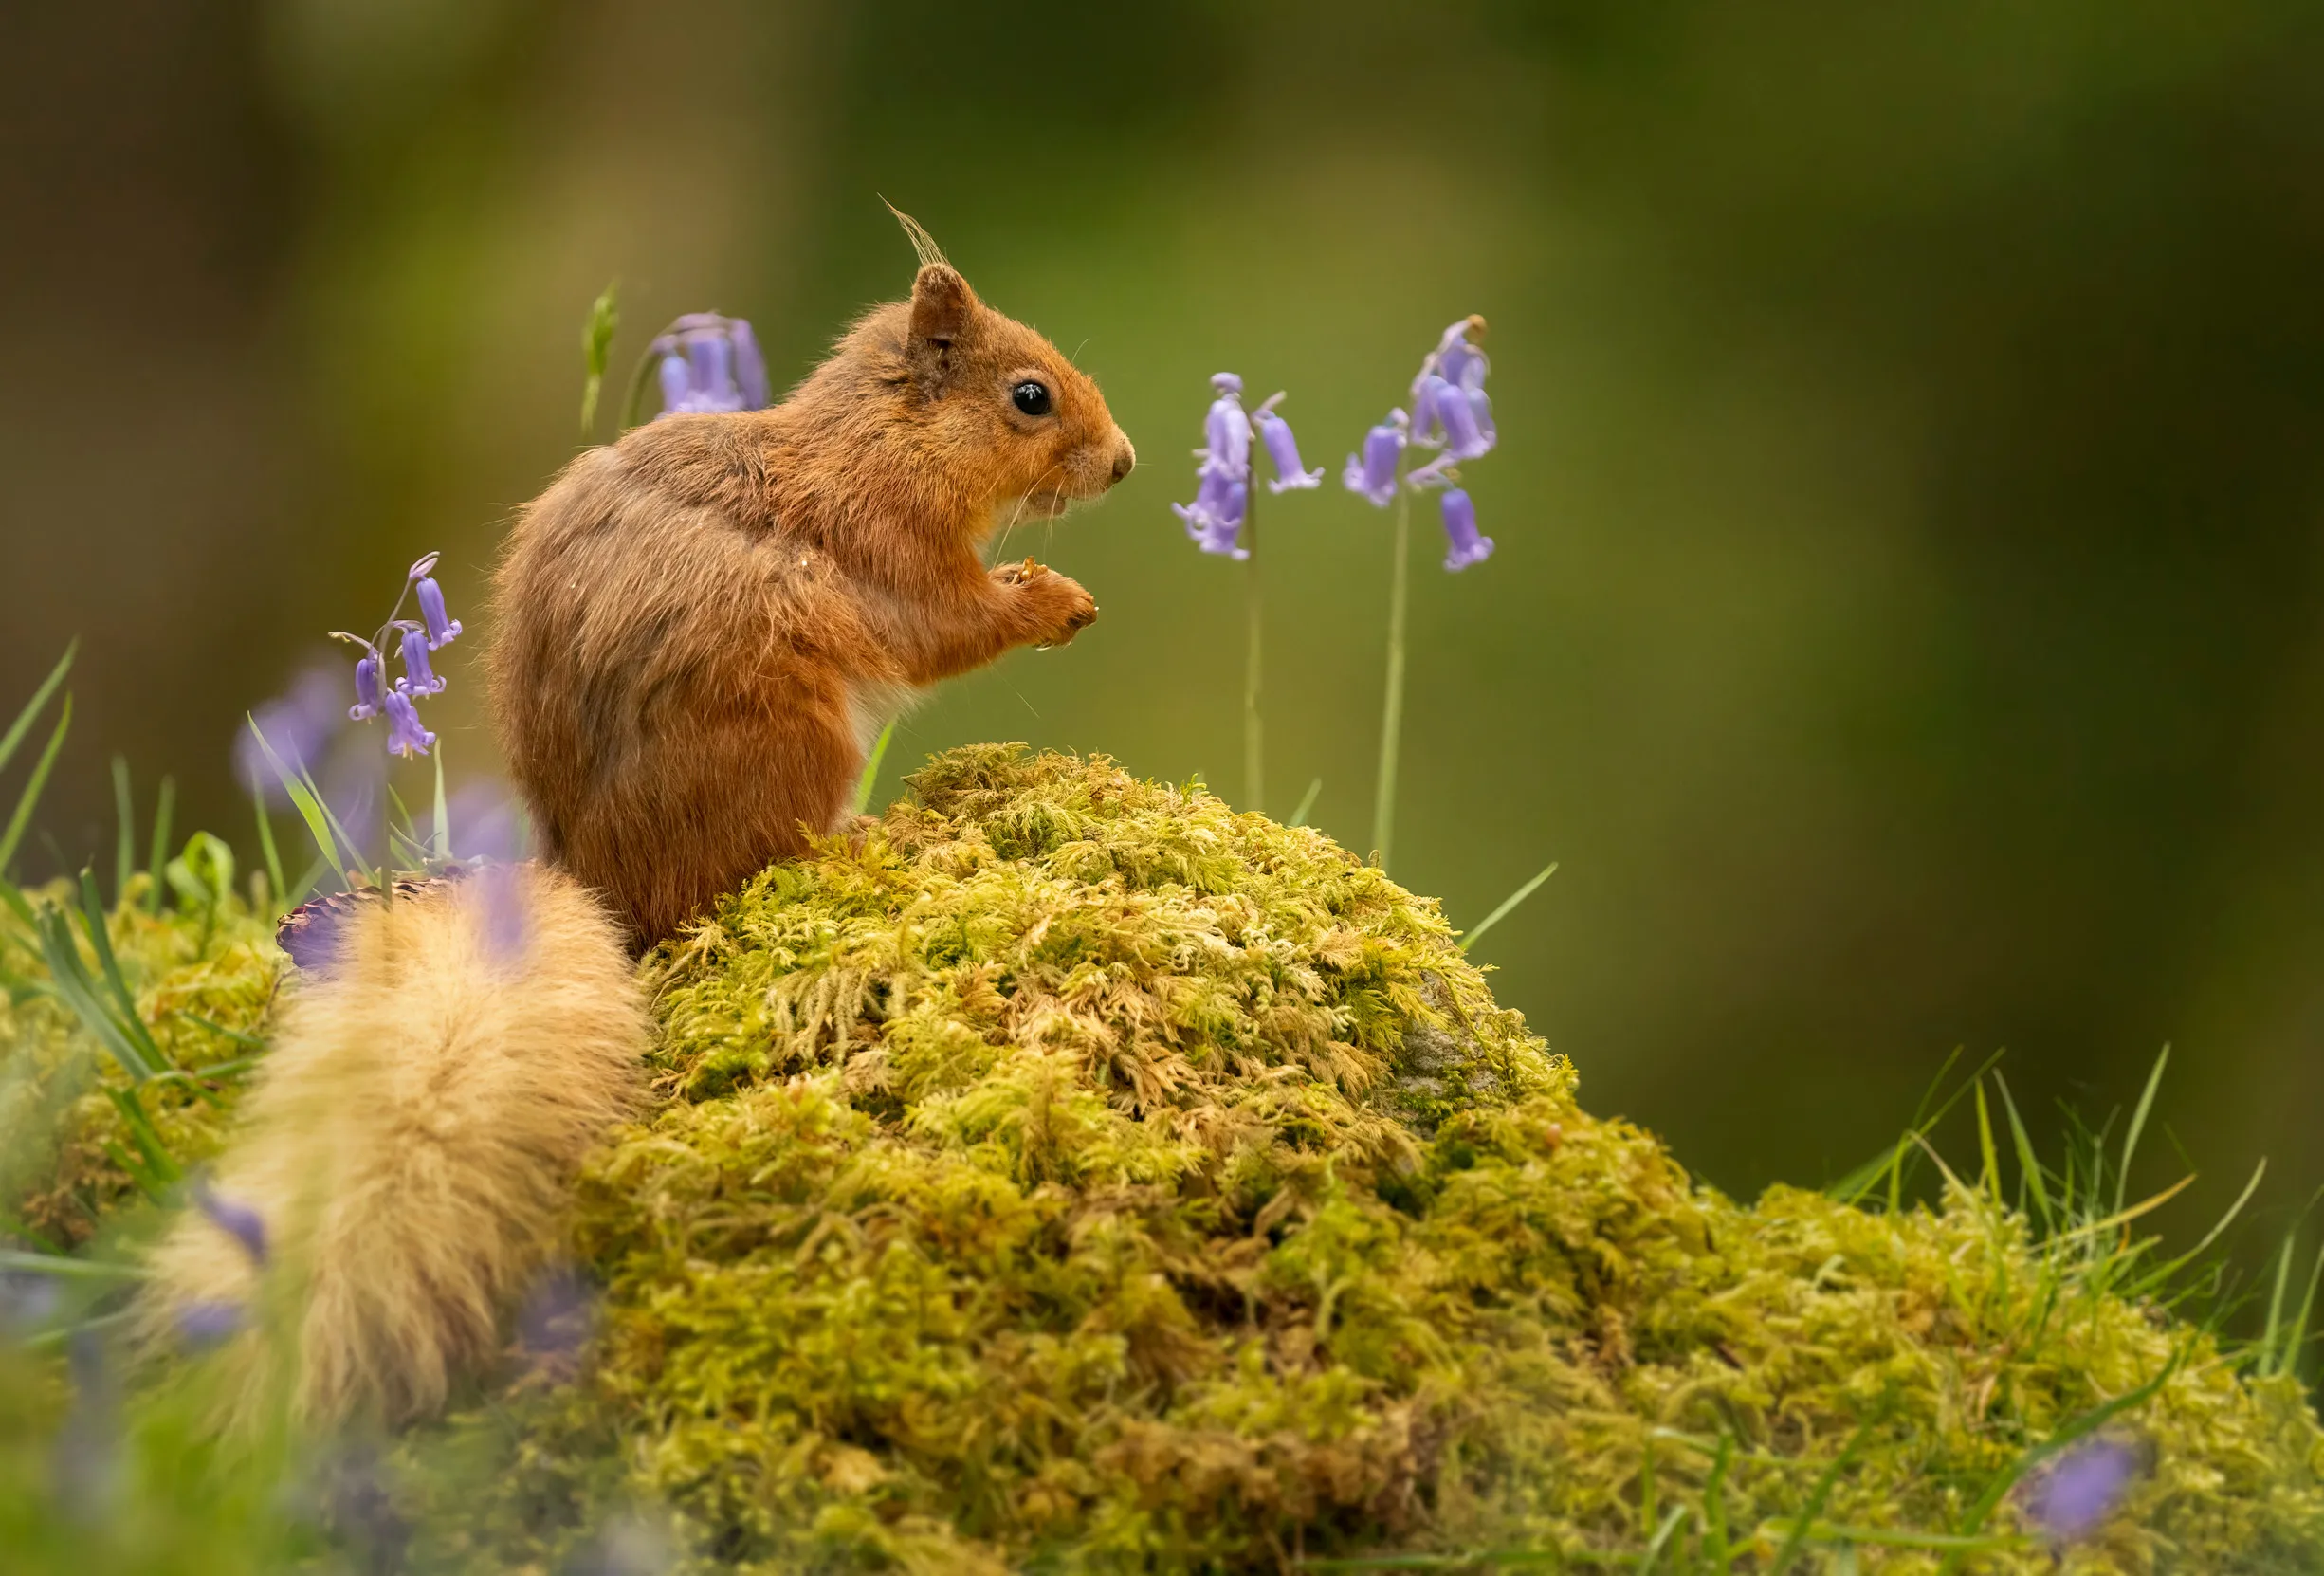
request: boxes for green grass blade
[77,870,169,1072]
[0,641,75,777]
[1993,1072,2055,1234]
[0,693,72,874]
[111,755,135,902]
[2115,1044,2170,1217]
[34,905,156,1081]
[1974,1079,2003,1206]
[2133,1158,2265,1297]
[252,784,285,912]
[1767,1424,1871,1576]
[1289,777,1324,829]
[2263,1235,2297,1376]
[2285,1235,2324,1383]
[0,1249,142,1283]
[1636,1505,1690,1575]
[1460,860,1558,953]
[144,773,175,913]
[107,1086,181,1190]
[851,722,896,816]
[245,716,351,876]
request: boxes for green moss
[1,875,278,1248]
[425,747,2324,1572]
[10,748,2324,1571]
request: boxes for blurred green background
[6,0,2323,1237]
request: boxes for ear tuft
[906,263,978,394]
[883,199,950,270]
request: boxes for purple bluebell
[414,575,462,650]
[2024,1437,2147,1543]
[384,690,435,759]
[397,627,446,697]
[192,1178,268,1265]
[653,313,770,418]
[1409,315,1494,462]
[517,1262,597,1363]
[1343,410,1407,507]
[348,653,385,722]
[1253,394,1323,493]
[239,664,347,797]
[1200,373,1252,480]
[1174,467,1249,559]
[477,861,531,968]
[1437,487,1494,572]
[176,1300,246,1349]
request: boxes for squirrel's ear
[906,263,978,394]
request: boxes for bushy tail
[139,863,649,1430]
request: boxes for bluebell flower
[1200,373,1252,480]
[1409,315,1495,466]
[2023,1437,2149,1543]
[397,627,446,697]
[1174,467,1249,559]
[414,575,462,650]
[176,1300,246,1349]
[1253,394,1323,493]
[349,653,385,722]
[384,690,435,759]
[239,664,347,798]
[1437,487,1494,572]
[192,1178,268,1265]
[652,313,770,418]
[1343,409,1407,507]
[1408,375,1495,486]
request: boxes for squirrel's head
[871,257,1136,525]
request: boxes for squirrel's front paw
[998,557,1098,647]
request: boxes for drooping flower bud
[398,627,446,697]
[349,653,385,722]
[414,576,462,650]
[1253,394,1323,493]
[1344,410,1407,507]
[1438,487,1494,572]
[1173,467,1249,559]
[384,689,436,759]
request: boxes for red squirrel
[143,229,1135,1429]
[490,234,1134,943]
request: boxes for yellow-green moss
[9,748,2324,1572]
[1,876,278,1248]
[420,748,2324,1572]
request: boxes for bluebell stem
[192,1177,268,1265]
[1436,486,1494,571]
[384,690,435,759]
[1344,410,1407,507]
[348,653,384,722]
[1253,394,1323,492]
[1365,313,1494,874]
[651,313,770,417]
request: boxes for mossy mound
[418,748,2323,1572]
[0,877,278,1249]
[8,748,2324,1571]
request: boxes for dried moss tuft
[423,747,2324,1572]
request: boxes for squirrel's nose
[1109,433,1136,485]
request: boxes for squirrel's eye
[1011,380,1052,417]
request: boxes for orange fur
[491,254,1135,944]
[138,866,648,1430]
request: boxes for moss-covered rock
[9,747,2324,1572]
[426,747,2324,1572]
